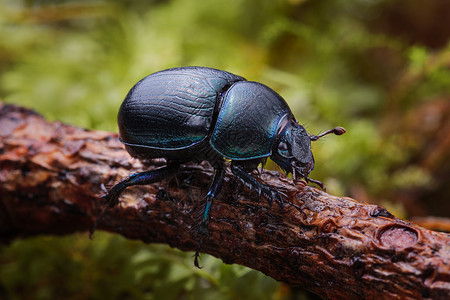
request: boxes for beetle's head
[271,119,346,189]
[271,120,315,182]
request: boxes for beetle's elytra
[102,67,345,260]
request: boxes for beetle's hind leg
[102,162,180,207]
[230,161,285,208]
[91,162,181,236]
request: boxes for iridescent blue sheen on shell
[210,81,292,160]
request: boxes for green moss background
[1,0,449,299]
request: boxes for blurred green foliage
[1,0,449,299]
[1,233,280,300]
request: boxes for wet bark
[0,102,449,299]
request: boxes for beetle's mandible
[100,66,345,246]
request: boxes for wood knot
[319,219,338,233]
[377,224,419,248]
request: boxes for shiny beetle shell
[118,66,292,161]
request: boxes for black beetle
[102,66,345,234]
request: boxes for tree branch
[0,102,449,299]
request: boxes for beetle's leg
[305,176,325,191]
[194,251,202,269]
[230,161,284,208]
[90,163,180,237]
[103,163,180,208]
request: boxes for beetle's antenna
[310,127,346,141]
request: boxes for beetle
[102,66,345,235]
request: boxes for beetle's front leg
[230,161,284,208]
[103,162,180,208]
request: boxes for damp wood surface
[0,102,449,300]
